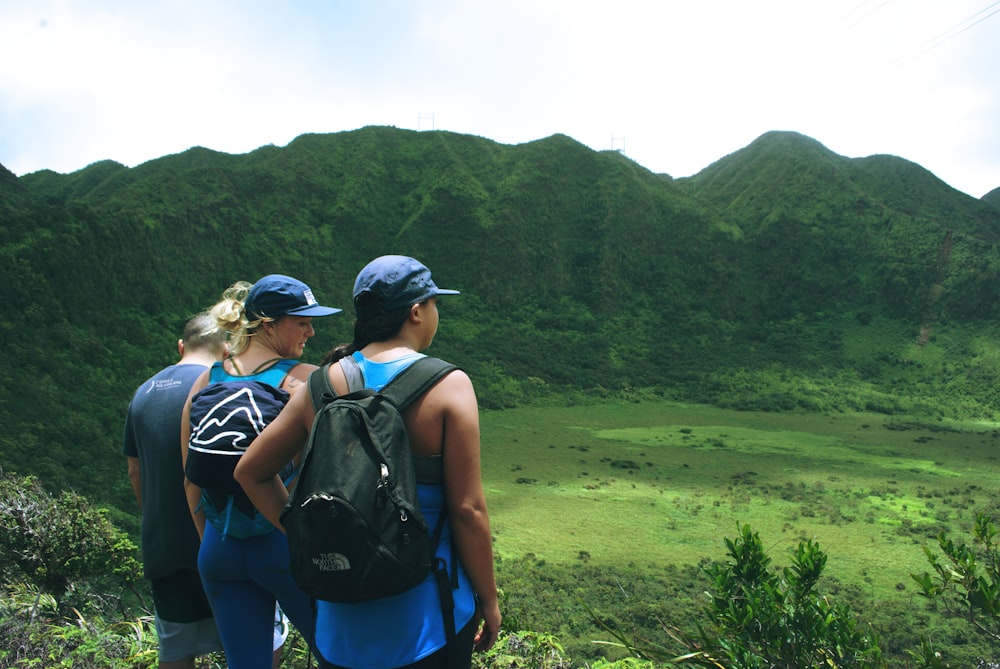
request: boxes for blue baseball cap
[245,274,342,319]
[352,255,459,316]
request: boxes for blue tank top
[314,352,476,669]
[207,357,298,385]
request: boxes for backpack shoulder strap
[309,355,365,413]
[308,356,456,411]
[339,355,365,392]
[380,357,458,410]
[306,356,367,413]
[307,363,336,413]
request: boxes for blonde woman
[181,274,340,669]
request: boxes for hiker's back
[186,358,300,538]
[284,353,458,603]
[180,273,338,667]
[302,352,481,669]
[331,352,459,458]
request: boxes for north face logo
[313,553,351,572]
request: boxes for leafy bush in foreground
[913,512,1000,664]
[0,473,142,613]
[596,524,886,668]
[0,598,158,669]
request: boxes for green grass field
[480,400,1000,598]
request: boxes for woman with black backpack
[236,256,501,669]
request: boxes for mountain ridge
[3,126,1000,515]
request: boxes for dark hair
[321,303,412,365]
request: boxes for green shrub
[0,474,142,611]
[472,630,571,669]
[598,523,887,668]
[912,512,1000,665]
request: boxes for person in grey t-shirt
[123,312,227,668]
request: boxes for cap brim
[287,305,343,317]
[434,289,461,297]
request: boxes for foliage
[472,630,572,669]
[595,524,887,668]
[912,512,1000,663]
[698,524,885,668]
[0,578,317,668]
[0,474,142,609]
[493,554,709,665]
[0,579,159,669]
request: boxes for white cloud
[1,0,998,197]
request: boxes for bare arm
[180,370,210,538]
[438,371,501,652]
[234,384,315,529]
[126,456,141,506]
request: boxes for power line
[891,1,1000,67]
[831,0,892,38]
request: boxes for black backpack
[186,359,296,539]
[282,355,456,603]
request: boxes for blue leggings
[199,524,314,669]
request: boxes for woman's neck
[180,350,222,368]
[229,342,287,374]
[360,338,418,363]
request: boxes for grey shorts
[151,569,290,660]
[151,569,222,662]
[154,614,224,663]
[154,603,288,661]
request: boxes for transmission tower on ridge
[418,112,435,131]
[611,133,626,155]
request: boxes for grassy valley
[480,399,1000,664]
[483,400,1000,583]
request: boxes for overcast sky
[2,0,998,198]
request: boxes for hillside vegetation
[2,126,1000,520]
[5,127,1000,667]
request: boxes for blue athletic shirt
[207,357,298,386]
[314,351,477,669]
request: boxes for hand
[473,600,502,652]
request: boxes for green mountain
[985,186,1000,209]
[680,131,1000,322]
[2,126,999,518]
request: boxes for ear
[408,302,423,323]
[177,339,185,357]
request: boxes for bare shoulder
[284,362,319,394]
[428,367,477,408]
[188,368,212,398]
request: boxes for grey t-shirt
[122,363,206,580]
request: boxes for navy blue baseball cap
[245,274,342,319]
[352,255,459,316]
